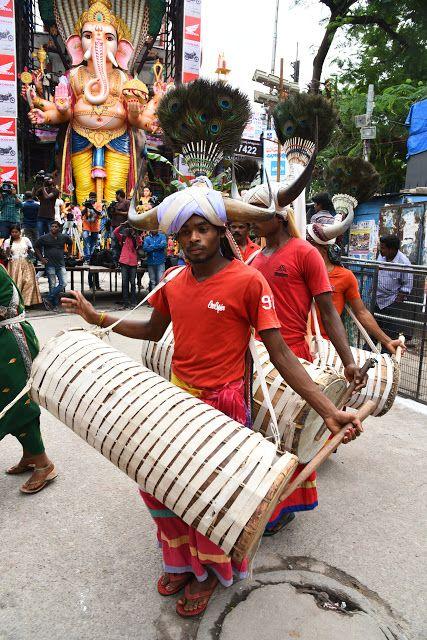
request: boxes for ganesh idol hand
[28,108,47,125]
[126,98,143,117]
[324,409,363,444]
[344,363,368,392]
[54,95,71,113]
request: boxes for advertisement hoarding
[182,0,201,84]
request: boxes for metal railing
[342,257,427,404]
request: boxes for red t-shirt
[149,259,281,388]
[242,240,261,262]
[317,265,360,338]
[251,238,332,359]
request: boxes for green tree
[298,0,420,93]
[311,81,427,195]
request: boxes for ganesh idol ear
[66,35,85,66]
[116,40,134,71]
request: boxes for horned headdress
[128,79,278,233]
[307,156,380,245]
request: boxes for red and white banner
[0,0,13,20]
[0,0,17,186]
[182,0,201,84]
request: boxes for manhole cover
[196,566,407,640]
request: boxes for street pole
[363,84,375,162]
[270,0,280,74]
[276,57,284,181]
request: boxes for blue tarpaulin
[405,99,427,158]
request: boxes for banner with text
[0,0,17,186]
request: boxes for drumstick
[314,358,376,442]
[395,334,405,365]
[279,399,377,503]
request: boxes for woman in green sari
[0,265,57,493]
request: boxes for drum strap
[94,266,186,336]
[249,335,281,451]
[344,304,380,354]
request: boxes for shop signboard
[263,129,286,182]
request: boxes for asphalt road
[0,312,426,639]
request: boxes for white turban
[157,178,226,234]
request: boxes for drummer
[62,183,362,618]
[306,210,406,355]
[245,184,367,535]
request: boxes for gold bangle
[98,311,106,327]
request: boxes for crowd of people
[0,176,182,311]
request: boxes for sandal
[176,580,218,618]
[6,460,36,475]
[263,511,295,537]
[157,573,192,596]
[20,463,58,494]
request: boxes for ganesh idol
[25,0,164,205]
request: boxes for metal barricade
[342,257,427,405]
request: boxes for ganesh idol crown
[25,0,164,205]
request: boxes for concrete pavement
[0,312,426,639]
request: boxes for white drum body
[313,339,399,416]
[30,329,298,562]
[141,328,347,464]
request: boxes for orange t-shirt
[317,265,361,338]
[242,240,261,262]
[149,259,281,388]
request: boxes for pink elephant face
[66,23,133,70]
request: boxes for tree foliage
[296,0,426,93]
[310,81,427,195]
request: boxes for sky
[200,0,339,107]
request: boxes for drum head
[293,374,346,464]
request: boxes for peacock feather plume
[234,157,260,189]
[324,156,380,202]
[273,93,337,151]
[157,79,251,176]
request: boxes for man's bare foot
[20,463,57,494]
[176,574,218,615]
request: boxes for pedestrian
[110,189,130,263]
[3,225,41,307]
[54,194,65,225]
[245,183,365,535]
[21,191,39,247]
[35,221,72,312]
[0,181,22,239]
[311,192,334,217]
[62,185,361,617]
[229,222,260,261]
[375,235,413,341]
[0,264,57,494]
[34,175,60,237]
[306,213,406,355]
[81,192,101,263]
[113,222,142,308]
[143,229,167,290]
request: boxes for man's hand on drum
[384,338,406,355]
[343,363,368,392]
[324,410,363,444]
[61,290,98,325]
